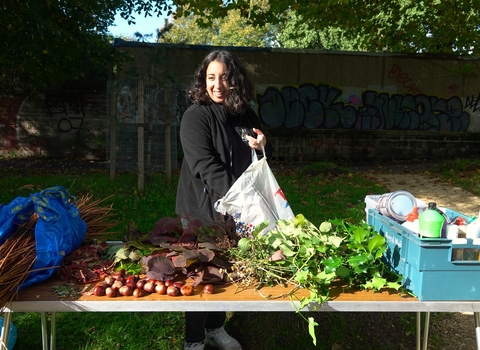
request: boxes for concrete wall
[1,41,480,162]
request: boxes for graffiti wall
[256,83,470,132]
[0,91,106,158]
[2,42,480,161]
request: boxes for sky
[108,12,169,41]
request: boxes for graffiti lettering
[465,93,480,113]
[257,84,471,132]
[387,64,422,95]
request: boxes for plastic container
[367,207,480,301]
[466,212,480,239]
[446,224,459,239]
[375,190,417,222]
[401,207,419,234]
[418,202,445,238]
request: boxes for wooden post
[164,83,174,181]
[108,78,117,181]
[138,78,145,193]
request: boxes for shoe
[184,341,205,350]
[205,326,242,350]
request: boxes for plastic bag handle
[252,143,266,163]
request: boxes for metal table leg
[416,312,421,350]
[50,312,56,350]
[0,311,12,350]
[416,311,431,350]
[41,312,49,350]
[474,312,480,350]
[422,312,431,350]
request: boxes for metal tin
[376,190,417,222]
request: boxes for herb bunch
[225,214,402,345]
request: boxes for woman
[176,50,272,350]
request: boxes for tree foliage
[160,6,276,47]
[2,0,480,93]
[171,0,480,55]
[0,0,125,93]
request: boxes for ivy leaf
[347,253,371,268]
[327,235,343,248]
[316,269,336,283]
[308,317,319,346]
[322,256,343,273]
[295,269,309,284]
[386,281,403,290]
[335,265,351,278]
[352,225,368,243]
[237,238,252,254]
[319,221,332,233]
[374,247,386,259]
[363,276,387,291]
[280,243,296,257]
[252,221,269,237]
[367,234,386,253]
[293,213,306,226]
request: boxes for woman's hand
[246,128,267,151]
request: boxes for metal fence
[106,78,183,173]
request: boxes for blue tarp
[0,186,86,288]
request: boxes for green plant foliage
[226,214,402,345]
[1,0,124,92]
[170,0,480,55]
[160,2,276,47]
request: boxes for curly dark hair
[188,50,254,115]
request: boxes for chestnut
[155,283,168,295]
[111,280,123,291]
[119,285,133,296]
[112,269,125,280]
[93,284,106,296]
[143,281,156,293]
[105,287,117,298]
[173,281,184,289]
[164,279,174,287]
[167,285,179,297]
[126,275,136,285]
[133,288,145,298]
[203,284,215,294]
[180,285,194,296]
[104,275,115,286]
[136,279,146,290]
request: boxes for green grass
[0,171,178,237]
[5,158,476,349]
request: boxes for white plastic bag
[214,148,294,235]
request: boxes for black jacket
[175,102,273,226]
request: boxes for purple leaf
[145,255,176,281]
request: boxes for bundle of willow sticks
[0,194,117,311]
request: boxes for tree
[160,7,276,47]
[3,0,480,94]
[170,0,480,55]
[1,0,124,93]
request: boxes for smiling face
[206,60,230,104]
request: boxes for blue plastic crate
[367,208,480,301]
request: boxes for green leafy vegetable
[226,214,402,345]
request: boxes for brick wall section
[267,129,480,162]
